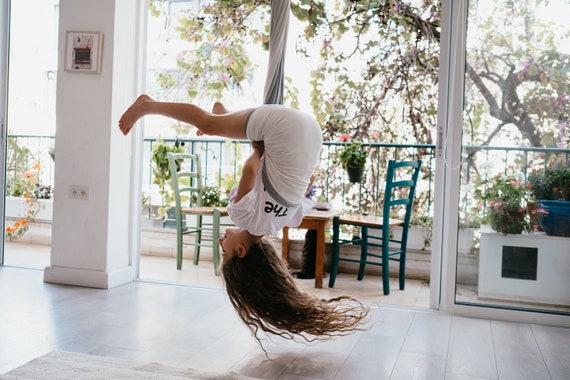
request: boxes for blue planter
[537,200,570,237]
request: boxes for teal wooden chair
[167,152,230,275]
[328,160,422,295]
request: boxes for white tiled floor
[2,241,570,379]
[1,265,569,379]
[139,254,432,309]
[3,241,432,309]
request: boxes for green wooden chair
[167,152,230,275]
[328,160,422,295]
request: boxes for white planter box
[478,231,570,306]
[391,225,432,251]
[457,228,476,254]
[5,196,53,222]
[375,226,474,254]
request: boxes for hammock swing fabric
[263,1,320,279]
[263,0,290,105]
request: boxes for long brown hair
[222,237,369,346]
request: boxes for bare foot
[212,101,229,115]
[118,94,153,135]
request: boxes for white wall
[44,0,142,288]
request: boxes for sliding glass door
[438,0,570,322]
[0,0,7,266]
[1,0,58,268]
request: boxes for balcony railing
[5,134,56,195]
[142,137,438,219]
[5,135,569,228]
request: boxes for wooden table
[281,209,342,288]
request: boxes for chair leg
[212,209,221,276]
[193,215,202,265]
[357,226,368,281]
[399,249,406,290]
[382,243,390,295]
[328,216,341,288]
[176,218,183,270]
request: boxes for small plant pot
[346,166,364,183]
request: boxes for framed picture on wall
[64,31,103,74]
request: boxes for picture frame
[64,31,103,74]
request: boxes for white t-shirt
[227,105,322,235]
[245,104,322,205]
[228,156,314,236]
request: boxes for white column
[44,0,142,288]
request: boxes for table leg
[314,222,324,288]
[281,226,289,263]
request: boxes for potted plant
[476,173,532,234]
[526,165,570,237]
[338,136,368,183]
[151,138,185,221]
[193,185,229,207]
[5,162,46,240]
[408,214,433,251]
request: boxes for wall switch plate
[69,185,89,200]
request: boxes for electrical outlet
[69,185,89,200]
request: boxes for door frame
[433,0,570,327]
[0,0,9,266]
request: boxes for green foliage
[149,1,442,146]
[155,0,569,150]
[338,142,367,169]
[193,186,229,207]
[464,0,570,148]
[476,173,532,234]
[147,0,570,221]
[6,137,35,196]
[4,160,45,241]
[410,214,433,251]
[527,165,570,201]
[151,138,184,209]
[152,0,270,102]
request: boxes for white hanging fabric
[263,0,290,105]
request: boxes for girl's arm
[233,142,264,203]
[305,175,315,196]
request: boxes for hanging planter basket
[537,200,570,237]
[346,166,364,183]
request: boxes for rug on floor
[0,350,259,380]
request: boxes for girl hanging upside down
[119,95,369,346]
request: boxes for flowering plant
[5,197,40,240]
[526,165,570,201]
[192,185,229,207]
[5,163,43,241]
[337,134,367,169]
[305,184,318,199]
[476,172,532,234]
[151,138,185,216]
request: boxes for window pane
[456,0,570,314]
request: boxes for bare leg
[118,95,253,139]
[196,102,231,136]
[209,101,264,204]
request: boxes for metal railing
[141,137,570,225]
[142,137,438,217]
[6,135,569,227]
[5,135,56,196]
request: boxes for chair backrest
[167,152,204,210]
[382,160,422,244]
